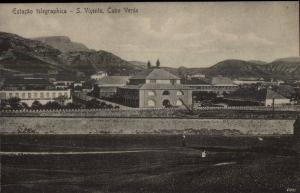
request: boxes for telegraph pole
[272,98,275,118]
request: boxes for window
[150,79,156,84]
[28,93,31,99]
[22,93,26,98]
[34,93,38,98]
[46,92,50,98]
[162,90,170,95]
[176,91,184,96]
[15,93,19,98]
[40,92,44,99]
[148,91,155,96]
[9,93,13,97]
[176,100,183,106]
[64,92,68,97]
[148,100,155,107]
[52,92,56,98]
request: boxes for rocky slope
[0,32,71,73]
[0,32,299,79]
[59,50,145,75]
[205,58,300,80]
[33,36,90,53]
[0,32,144,75]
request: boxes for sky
[0,2,299,68]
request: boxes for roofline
[130,78,181,80]
[0,89,71,92]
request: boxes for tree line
[0,97,118,110]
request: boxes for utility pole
[272,98,275,118]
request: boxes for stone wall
[1,108,298,119]
[0,117,294,135]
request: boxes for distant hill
[59,50,145,75]
[0,32,144,76]
[33,36,90,53]
[129,61,147,68]
[264,58,300,79]
[1,32,299,80]
[205,58,300,80]
[272,57,300,63]
[205,59,267,78]
[0,32,70,73]
[247,60,268,65]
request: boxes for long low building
[0,77,72,107]
[225,88,290,107]
[94,76,131,98]
[0,89,72,106]
[185,84,238,95]
[184,76,239,95]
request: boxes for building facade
[264,89,290,106]
[117,68,193,108]
[0,89,72,106]
[0,77,72,106]
[90,71,108,81]
[94,76,131,98]
[184,76,238,96]
[225,88,291,106]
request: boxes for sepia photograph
[0,1,299,193]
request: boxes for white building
[226,88,291,106]
[53,80,74,89]
[90,71,108,81]
[189,74,206,79]
[0,89,72,106]
[264,89,290,106]
[94,76,131,98]
[184,76,238,96]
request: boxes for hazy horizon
[0,2,299,68]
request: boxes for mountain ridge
[33,36,90,53]
[0,32,299,80]
[205,58,300,80]
[0,32,144,76]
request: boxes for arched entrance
[162,99,171,108]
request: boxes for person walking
[201,150,207,158]
[181,134,186,147]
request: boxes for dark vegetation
[0,97,117,110]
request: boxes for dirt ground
[1,135,299,193]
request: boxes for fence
[194,105,300,112]
[1,106,299,119]
[0,108,183,118]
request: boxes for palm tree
[147,61,151,69]
[31,100,43,109]
[156,59,160,68]
[55,95,68,106]
[8,97,21,109]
